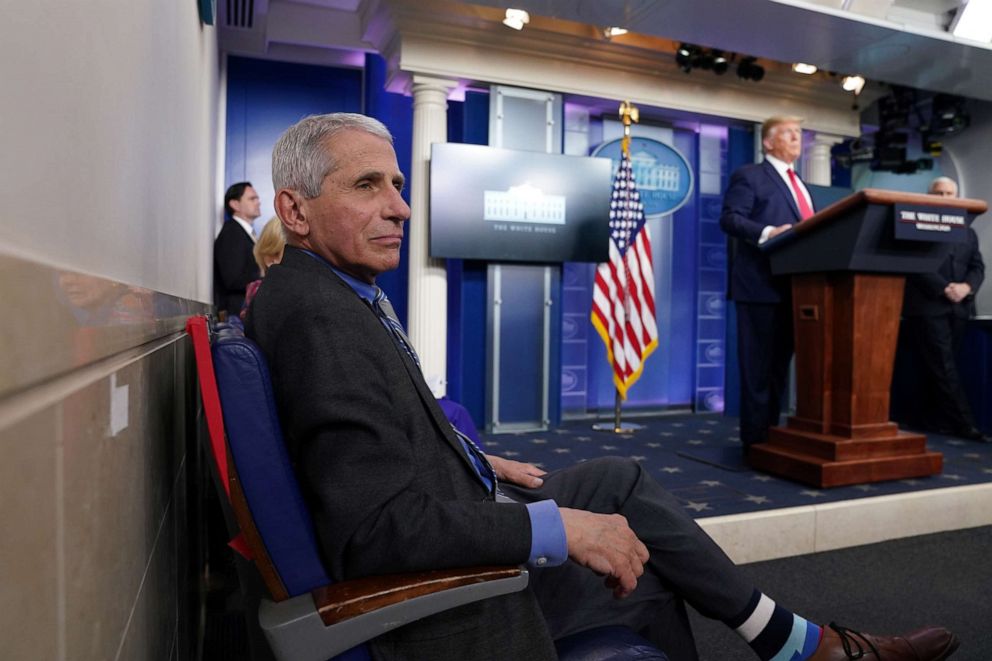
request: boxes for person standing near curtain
[899,176,987,442]
[214,181,262,318]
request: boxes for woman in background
[240,217,286,320]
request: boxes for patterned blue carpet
[480,413,992,518]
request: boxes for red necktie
[787,169,814,221]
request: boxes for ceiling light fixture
[675,43,698,73]
[842,75,866,94]
[712,51,729,75]
[675,44,730,75]
[604,26,629,38]
[502,8,530,30]
[949,0,992,43]
[792,62,818,75]
[737,56,764,82]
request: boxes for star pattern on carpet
[478,414,992,518]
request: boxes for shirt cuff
[525,500,567,568]
[758,225,775,245]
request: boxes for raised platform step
[698,483,992,564]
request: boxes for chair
[186,315,667,661]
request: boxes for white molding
[698,483,992,564]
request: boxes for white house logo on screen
[630,151,681,192]
[484,183,566,225]
[592,137,694,217]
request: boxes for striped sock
[726,590,822,661]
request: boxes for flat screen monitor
[429,143,612,263]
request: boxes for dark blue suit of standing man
[720,116,815,450]
[900,176,987,442]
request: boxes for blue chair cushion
[212,332,332,597]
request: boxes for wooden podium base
[749,424,943,488]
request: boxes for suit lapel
[761,159,801,222]
[371,307,480,476]
[285,248,483,480]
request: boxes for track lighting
[675,45,730,76]
[675,43,698,73]
[736,57,764,81]
[711,51,728,75]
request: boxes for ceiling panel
[458,0,992,101]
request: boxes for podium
[748,189,988,487]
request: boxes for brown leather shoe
[808,622,959,660]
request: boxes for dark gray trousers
[502,457,755,661]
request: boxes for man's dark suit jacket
[246,247,555,659]
[903,227,985,319]
[720,160,808,303]
[213,219,260,316]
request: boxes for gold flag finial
[619,101,639,154]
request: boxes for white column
[408,75,456,397]
[803,132,845,186]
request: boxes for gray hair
[928,176,958,195]
[272,113,393,199]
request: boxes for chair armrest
[259,566,528,661]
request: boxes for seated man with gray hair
[247,112,959,661]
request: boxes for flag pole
[593,101,644,434]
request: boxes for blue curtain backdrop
[225,56,363,232]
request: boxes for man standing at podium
[900,177,987,442]
[720,116,815,452]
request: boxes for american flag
[590,147,658,399]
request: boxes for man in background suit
[214,181,261,318]
[900,177,987,442]
[247,113,956,661]
[720,116,814,451]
